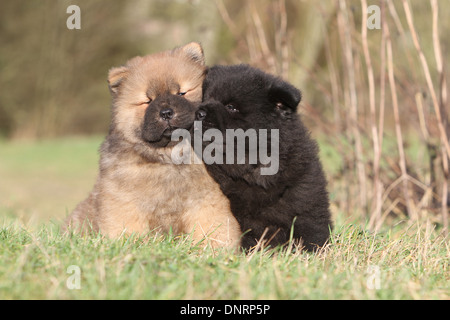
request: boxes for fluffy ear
[268,80,302,117]
[173,42,205,66]
[107,66,128,95]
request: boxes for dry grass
[212,0,449,235]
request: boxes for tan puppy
[66,43,241,249]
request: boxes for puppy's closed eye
[135,98,152,106]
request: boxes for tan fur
[65,43,241,250]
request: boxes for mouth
[143,123,193,148]
[162,126,177,137]
[199,121,217,131]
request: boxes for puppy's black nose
[196,109,207,121]
[160,108,174,120]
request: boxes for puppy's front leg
[183,197,241,250]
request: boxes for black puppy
[195,64,332,251]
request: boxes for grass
[0,136,448,300]
[0,219,448,300]
[0,136,103,222]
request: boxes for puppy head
[197,64,301,132]
[195,65,301,179]
[108,42,206,149]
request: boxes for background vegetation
[0,0,448,299]
[1,0,448,232]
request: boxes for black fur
[196,64,332,251]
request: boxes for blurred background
[0,0,448,232]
